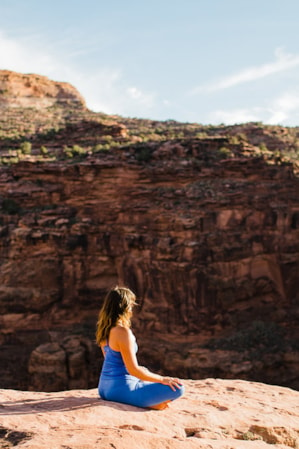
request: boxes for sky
[1,0,299,126]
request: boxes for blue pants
[98,374,184,408]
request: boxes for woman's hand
[161,376,183,391]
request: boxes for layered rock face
[0,72,298,392]
[0,142,298,391]
[0,70,86,109]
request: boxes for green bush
[229,136,241,145]
[101,135,113,143]
[259,143,268,152]
[135,145,153,162]
[203,321,286,357]
[63,145,86,158]
[2,198,21,214]
[218,147,233,158]
[71,145,86,155]
[196,132,208,139]
[93,144,110,152]
[63,147,74,158]
[19,141,32,155]
[40,146,48,155]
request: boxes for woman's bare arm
[115,327,183,390]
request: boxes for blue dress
[98,336,184,408]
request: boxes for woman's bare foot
[148,401,170,410]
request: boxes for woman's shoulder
[109,325,134,351]
[110,325,132,338]
[99,326,130,347]
[109,325,134,341]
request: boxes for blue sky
[1,0,299,125]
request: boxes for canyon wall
[0,142,298,391]
[0,70,298,392]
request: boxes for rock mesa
[0,70,86,109]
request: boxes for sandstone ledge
[1,379,298,449]
[0,70,86,109]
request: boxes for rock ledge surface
[1,378,299,448]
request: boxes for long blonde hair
[95,286,137,346]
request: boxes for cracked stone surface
[1,378,298,448]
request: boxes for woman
[96,286,184,409]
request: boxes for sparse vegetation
[0,102,298,172]
[93,143,110,152]
[218,146,233,158]
[63,144,86,159]
[203,321,287,357]
[241,431,261,441]
[1,198,21,214]
[135,145,153,162]
[40,145,48,155]
[19,141,32,155]
[259,142,269,153]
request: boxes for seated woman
[96,286,184,409]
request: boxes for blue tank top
[100,337,138,379]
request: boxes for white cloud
[192,48,299,94]
[126,86,155,107]
[207,88,299,126]
[0,30,70,78]
[266,91,299,125]
[79,78,156,116]
[209,107,263,125]
[0,30,157,116]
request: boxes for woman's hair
[95,286,136,346]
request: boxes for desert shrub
[241,431,261,441]
[101,135,113,143]
[71,145,86,155]
[218,147,233,158]
[259,143,268,152]
[196,132,208,139]
[203,321,286,356]
[229,136,241,145]
[93,144,110,152]
[237,132,248,142]
[66,151,74,158]
[19,141,32,155]
[63,145,86,158]
[40,146,48,155]
[1,198,21,214]
[135,146,153,162]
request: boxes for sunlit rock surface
[1,379,299,448]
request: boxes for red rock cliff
[0,146,298,391]
[0,72,298,392]
[0,70,86,109]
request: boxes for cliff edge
[0,70,86,109]
[1,379,299,449]
[0,70,298,393]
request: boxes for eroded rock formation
[0,70,86,109]
[0,143,298,391]
[0,72,298,392]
